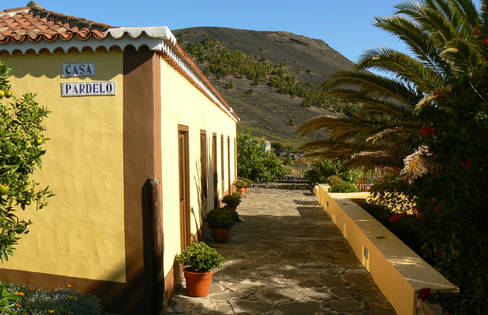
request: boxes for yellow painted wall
[315,185,458,315]
[0,51,126,282]
[160,59,237,276]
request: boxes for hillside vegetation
[175,27,357,147]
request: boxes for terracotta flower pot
[237,187,246,195]
[212,227,230,243]
[184,269,214,297]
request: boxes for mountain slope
[174,27,357,147]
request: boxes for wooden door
[178,127,190,251]
[212,133,218,208]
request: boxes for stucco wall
[160,58,237,276]
[315,185,458,315]
[0,51,126,282]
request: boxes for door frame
[178,125,190,251]
[212,133,218,209]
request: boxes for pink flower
[389,214,403,224]
[417,288,433,301]
[419,125,435,137]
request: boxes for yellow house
[0,3,238,314]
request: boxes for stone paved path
[167,188,395,314]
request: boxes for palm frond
[481,0,488,34]
[400,145,433,183]
[357,48,444,91]
[448,0,480,30]
[373,15,450,75]
[321,71,418,105]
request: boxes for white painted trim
[0,26,238,122]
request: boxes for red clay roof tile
[0,5,111,44]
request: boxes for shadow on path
[168,189,394,314]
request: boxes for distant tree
[224,80,234,89]
[237,133,285,182]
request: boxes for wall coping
[318,184,458,293]
[315,184,458,315]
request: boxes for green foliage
[0,283,102,315]
[224,80,234,89]
[175,242,225,272]
[244,88,253,95]
[0,283,20,314]
[222,192,241,208]
[234,178,252,188]
[180,39,347,112]
[304,158,362,184]
[0,62,53,261]
[329,181,358,193]
[410,68,488,314]
[237,133,286,182]
[206,207,241,229]
[326,175,343,186]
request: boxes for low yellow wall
[0,51,126,282]
[315,185,458,315]
[160,58,237,276]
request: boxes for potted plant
[222,192,241,210]
[234,178,248,195]
[175,242,225,297]
[243,178,253,192]
[235,178,253,194]
[206,207,241,243]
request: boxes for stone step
[253,182,311,190]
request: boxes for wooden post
[143,178,164,314]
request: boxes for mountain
[174,27,357,147]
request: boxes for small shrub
[244,89,254,94]
[1,283,102,315]
[175,242,225,272]
[329,181,358,193]
[222,192,241,208]
[206,208,241,229]
[327,175,343,186]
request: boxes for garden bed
[314,184,458,315]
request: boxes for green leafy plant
[175,242,225,272]
[222,192,241,208]
[0,283,20,315]
[234,178,251,189]
[237,133,286,183]
[0,62,53,261]
[0,283,102,315]
[327,175,343,186]
[305,158,363,192]
[329,181,358,193]
[206,208,241,229]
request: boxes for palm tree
[298,0,488,172]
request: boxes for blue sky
[3,1,482,63]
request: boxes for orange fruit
[0,184,9,195]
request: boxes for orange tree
[0,62,52,260]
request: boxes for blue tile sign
[61,81,116,97]
[62,63,96,77]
